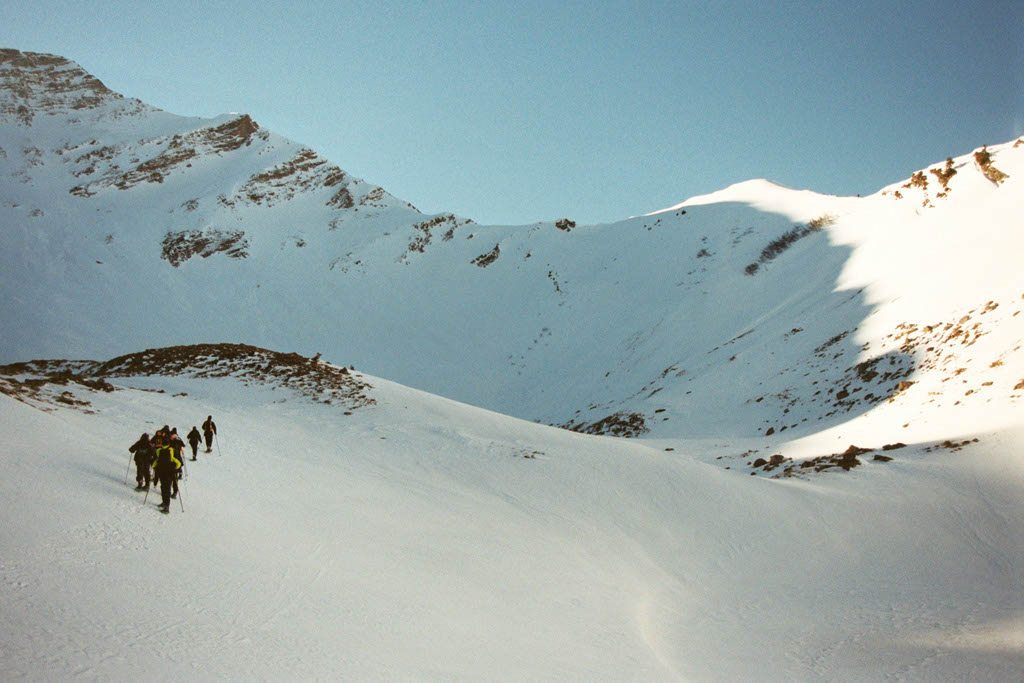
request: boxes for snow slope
[1,357,1021,680]
[2,49,1023,679]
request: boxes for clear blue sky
[4,0,1022,225]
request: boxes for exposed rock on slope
[161,229,249,266]
[0,48,122,122]
[0,344,375,412]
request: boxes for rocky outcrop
[238,148,346,206]
[471,244,500,267]
[562,412,648,438]
[0,49,134,125]
[68,114,264,195]
[0,344,376,412]
[161,229,249,266]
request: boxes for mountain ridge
[1,47,1022,445]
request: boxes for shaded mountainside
[1,48,1022,443]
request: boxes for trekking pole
[177,481,184,513]
[215,432,222,457]
[143,483,151,505]
[124,453,133,485]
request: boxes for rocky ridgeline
[880,144,1014,206]
[0,344,375,412]
[0,47,410,234]
[0,49,129,124]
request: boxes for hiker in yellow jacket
[150,434,181,514]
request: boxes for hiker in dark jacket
[151,427,168,490]
[201,416,217,453]
[150,434,181,513]
[169,428,186,497]
[129,433,153,490]
[186,426,202,460]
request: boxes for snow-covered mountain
[2,49,1023,679]
[4,49,1021,442]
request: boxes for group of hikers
[128,416,217,514]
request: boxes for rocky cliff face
[0,48,139,124]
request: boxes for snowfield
[1,365,1022,680]
[1,49,1023,679]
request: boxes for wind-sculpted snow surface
[1,358,1022,679]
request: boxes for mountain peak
[647,178,842,222]
[0,48,129,125]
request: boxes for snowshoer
[150,434,181,514]
[151,426,170,491]
[202,416,217,453]
[154,425,170,443]
[186,426,202,460]
[128,433,153,490]
[169,428,186,497]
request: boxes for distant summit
[0,48,133,124]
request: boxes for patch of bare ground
[924,438,979,454]
[399,214,467,262]
[111,147,197,189]
[94,344,375,408]
[744,214,835,276]
[359,187,389,208]
[238,148,347,206]
[471,244,500,267]
[880,298,1024,408]
[161,229,248,266]
[974,146,1010,185]
[70,144,120,177]
[1,345,375,412]
[751,295,1023,435]
[561,412,648,438]
[0,364,116,412]
[882,156,963,204]
[327,186,354,209]
[749,442,913,479]
[929,157,957,196]
[0,49,117,124]
[903,171,928,191]
[69,115,263,196]
[749,438,987,481]
[547,270,563,294]
[202,115,261,153]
